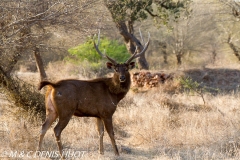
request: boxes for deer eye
[115,68,119,72]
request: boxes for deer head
[93,30,150,83]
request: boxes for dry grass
[1,63,240,159]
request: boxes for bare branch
[125,32,150,64]
[93,30,117,64]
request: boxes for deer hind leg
[53,115,72,158]
[38,111,57,152]
[96,118,104,154]
[103,118,119,156]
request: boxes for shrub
[67,37,130,65]
[0,73,45,121]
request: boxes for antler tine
[139,28,144,44]
[94,30,105,57]
[125,46,138,63]
[105,56,117,64]
[125,32,150,64]
[93,30,117,64]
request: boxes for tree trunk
[159,42,167,64]
[212,49,217,64]
[228,35,240,61]
[34,46,47,81]
[115,21,149,70]
[229,42,240,61]
[163,50,168,64]
[176,53,182,66]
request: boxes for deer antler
[125,32,150,64]
[93,30,117,65]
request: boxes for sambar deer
[37,31,150,157]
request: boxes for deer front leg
[96,118,104,154]
[103,117,119,156]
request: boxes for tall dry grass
[1,62,240,159]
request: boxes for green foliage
[105,0,152,22]
[68,37,130,65]
[180,77,207,105]
[181,77,219,93]
[105,0,192,25]
[181,77,202,93]
[154,0,192,26]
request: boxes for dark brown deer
[37,32,150,157]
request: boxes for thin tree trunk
[229,42,240,61]
[163,50,168,64]
[212,49,217,64]
[159,42,167,64]
[176,53,182,66]
[228,34,240,61]
[228,41,240,61]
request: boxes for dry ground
[1,63,240,159]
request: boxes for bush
[0,73,45,121]
[67,37,130,65]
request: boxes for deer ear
[128,62,135,69]
[106,62,114,69]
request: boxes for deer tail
[38,81,57,90]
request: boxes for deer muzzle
[119,75,126,82]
